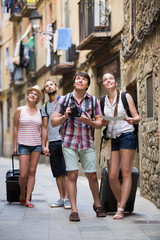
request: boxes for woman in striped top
[13,85,43,208]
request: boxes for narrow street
[0,157,160,240]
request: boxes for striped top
[18,106,42,146]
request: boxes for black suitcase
[100,166,139,213]
[6,154,20,203]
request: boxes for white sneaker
[50,199,64,208]
[64,199,71,209]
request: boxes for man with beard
[42,79,71,209]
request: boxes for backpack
[44,101,49,116]
[62,93,97,138]
[121,91,139,138]
[44,95,61,117]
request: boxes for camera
[68,102,82,117]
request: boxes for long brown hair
[114,88,120,117]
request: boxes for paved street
[0,156,160,240]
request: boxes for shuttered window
[146,75,153,119]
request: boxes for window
[146,75,153,119]
[7,98,10,129]
[65,0,70,28]
[5,48,9,70]
[0,51,1,87]
[131,0,136,36]
[4,5,9,20]
[49,3,52,24]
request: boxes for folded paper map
[101,115,126,121]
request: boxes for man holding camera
[51,72,106,222]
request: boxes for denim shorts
[18,144,42,154]
[112,132,137,151]
[62,144,97,173]
[49,141,67,178]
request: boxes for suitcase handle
[11,154,19,174]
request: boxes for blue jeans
[18,144,42,154]
[112,132,137,151]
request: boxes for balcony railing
[77,0,111,50]
[51,45,77,76]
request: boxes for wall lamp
[29,10,42,31]
[29,10,54,37]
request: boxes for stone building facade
[121,0,160,207]
[0,0,159,208]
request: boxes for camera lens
[70,102,76,109]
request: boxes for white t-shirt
[104,92,134,138]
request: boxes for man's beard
[48,90,57,96]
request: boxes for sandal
[69,212,80,222]
[93,204,106,217]
[19,198,25,205]
[113,208,124,219]
[25,199,34,208]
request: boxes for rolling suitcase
[100,166,139,213]
[6,154,20,203]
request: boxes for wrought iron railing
[10,0,36,14]
[79,0,111,43]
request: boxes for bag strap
[121,91,132,117]
[44,101,49,116]
[99,90,119,165]
[85,95,96,139]
[91,95,96,119]
[100,95,106,115]
[63,93,71,113]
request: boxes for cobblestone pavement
[0,156,160,240]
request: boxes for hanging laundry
[26,49,36,74]
[46,39,51,67]
[14,65,23,81]
[53,29,58,52]
[28,36,35,49]
[56,28,72,50]
[20,41,30,68]
[14,24,32,57]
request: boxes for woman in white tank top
[101,73,140,219]
[13,85,43,208]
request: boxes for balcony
[21,1,36,18]
[51,45,77,75]
[77,0,111,50]
[9,0,22,22]
[9,0,36,22]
